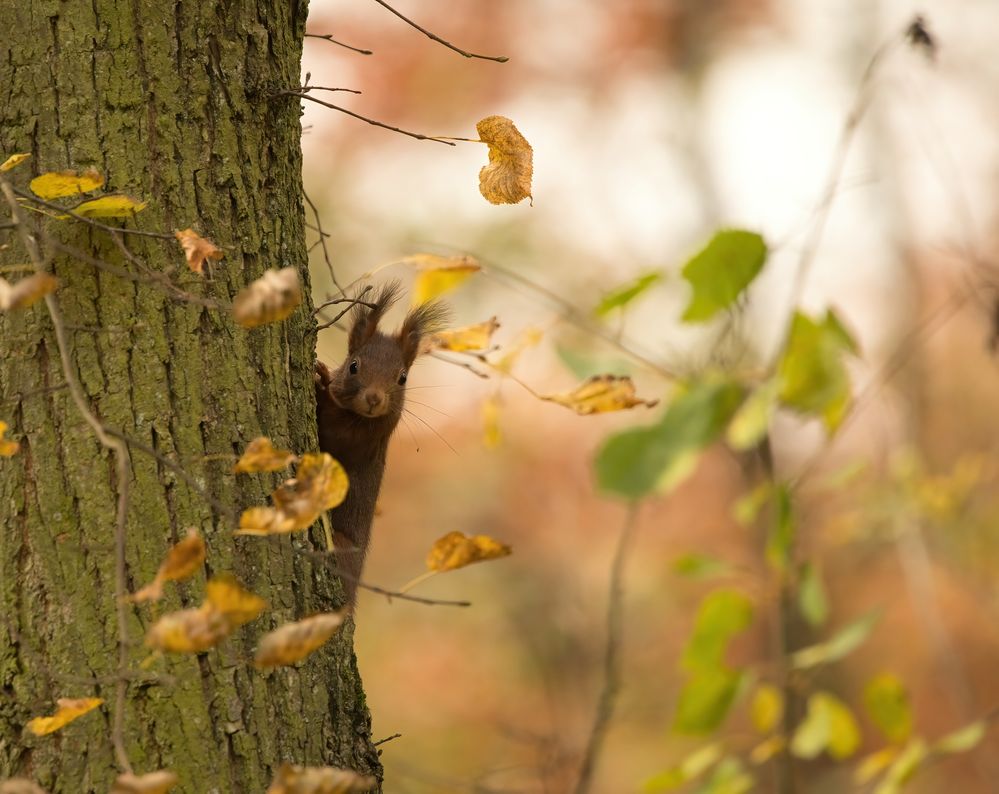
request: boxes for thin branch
[313,294,376,316]
[304,32,373,55]
[272,85,362,98]
[11,186,174,240]
[316,287,375,331]
[303,187,342,293]
[1,177,134,775]
[373,732,403,747]
[573,504,639,794]
[372,0,509,62]
[277,92,456,146]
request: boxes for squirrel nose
[364,390,383,409]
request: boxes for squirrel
[314,282,447,605]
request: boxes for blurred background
[300,1,999,791]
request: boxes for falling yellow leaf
[0,420,19,457]
[254,611,348,669]
[476,115,533,205]
[70,194,148,218]
[482,395,502,449]
[129,528,206,603]
[266,763,376,794]
[540,374,659,415]
[0,153,30,172]
[205,574,267,627]
[174,228,224,275]
[26,697,103,736]
[145,605,230,653]
[234,437,297,473]
[432,317,500,352]
[403,254,481,306]
[0,272,59,312]
[426,531,511,573]
[232,267,302,328]
[29,169,104,199]
[110,770,180,794]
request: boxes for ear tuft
[348,281,401,351]
[398,301,450,365]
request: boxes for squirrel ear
[398,301,449,365]
[348,281,401,351]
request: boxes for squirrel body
[314,283,445,604]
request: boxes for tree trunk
[0,1,381,791]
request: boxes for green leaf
[792,612,879,670]
[864,674,912,744]
[750,683,784,734]
[674,669,743,735]
[696,757,753,794]
[791,692,861,760]
[555,344,631,380]
[934,720,986,754]
[766,485,795,571]
[672,553,733,580]
[643,743,723,792]
[594,272,662,317]
[873,739,927,794]
[777,310,858,432]
[595,379,745,500]
[681,230,767,322]
[726,379,778,450]
[798,562,829,627]
[682,590,754,672]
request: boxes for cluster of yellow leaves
[254,611,348,669]
[541,374,659,415]
[232,267,302,328]
[145,574,265,654]
[128,528,206,603]
[0,272,58,312]
[175,228,223,275]
[110,771,179,794]
[237,453,348,536]
[476,116,533,205]
[427,531,511,573]
[266,763,376,794]
[26,697,103,736]
[0,421,19,457]
[403,253,481,306]
[432,317,500,352]
[233,437,298,473]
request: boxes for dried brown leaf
[266,763,376,794]
[232,267,302,328]
[426,531,512,573]
[175,228,224,274]
[26,697,103,736]
[432,317,500,353]
[254,611,348,669]
[476,115,533,205]
[234,437,297,473]
[540,374,659,415]
[110,770,180,794]
[0,272,59,312]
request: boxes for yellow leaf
[110,770,180,794]
[71,194,148,218]
[432,317,500,352]
[0,153,30,172]
[0,420,19,457]
[403,254,481,305]
[205,574,267,627]
[145,605,230,653]
[426,531,511,573]
[175,228,224,275]
[482,395,502,449]
[0,272,59,312]
[855,747,897,785]
[26,697,103,736]
[232,267,302,328]
[233,437,298,473]
[492,326,543,374]
[236,454,347,535]
[29,169,104,199]
[750,683,784,734]
[541,374,659,415]
[129,528,206,603]
[236,506,296,536]
[476,115,533,205]
[254,611,348,669]
[266,763,376,794]
[750,735,785,765]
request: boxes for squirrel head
[328,281,447,420]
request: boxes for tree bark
[0,1,381,791]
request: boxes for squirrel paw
[315,360,334,388]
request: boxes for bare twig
[11,185,174,240]
[304,32,373,55]
[303,188,342,292]
[316,286,375,330]
[372,0,509,62]
[272,85,362,98]
[574,504,639,794]
[373,732,403,747]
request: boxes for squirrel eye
[398,370,408,386]
[349,359,359,375]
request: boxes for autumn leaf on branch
[69,194,148,218]
[540,374,659,415]
[476,115,533,205]
[128,527,206,603]
[431,317,500,352]
[110,770,180,794]
[232,267,303,328]
[175,228,224,275]
[233,436,298,473]
[266,763,376,794]
[0,272,59,312]
[254,611,348,669]
[29,169,104,199]
[402,253,481,305]
[0,421,19,457]
[427,531,511,572]
[0,153,30,172]
[26,697,103,736]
